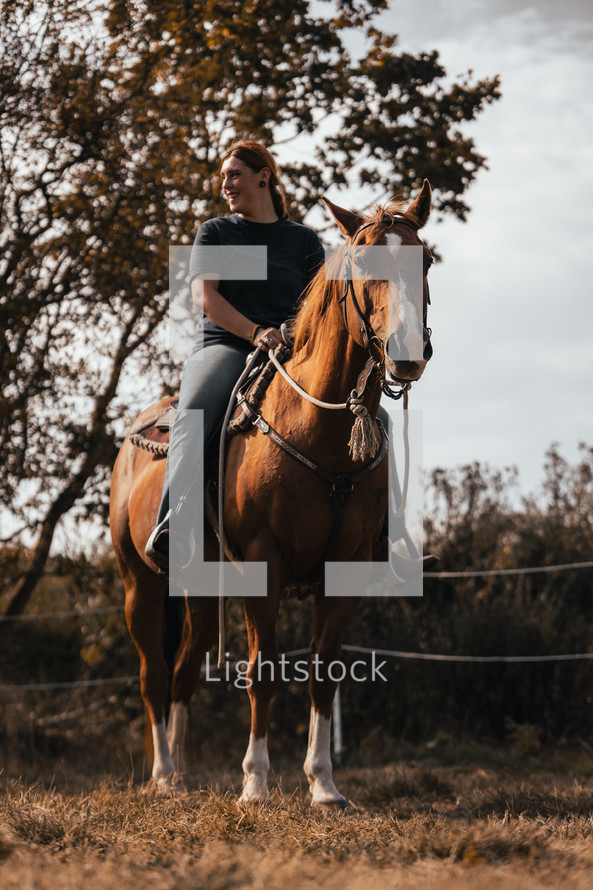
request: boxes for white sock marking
[240,733,270,801]
[167,701,188,773]
[304,708,345,805]
[151,719,176,780]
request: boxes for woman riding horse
[146,140,325,572]
[110,147,434,802]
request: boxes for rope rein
[267,348,385,462]
[267,345,411,514]
[216,347,266,668]
[267,351,350,410]
[392,388,410,518]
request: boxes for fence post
[332,683,343,763]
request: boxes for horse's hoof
[240,774,269,803]
[149,773,186,796]
[312,797,350,814]
[239,788,268,805]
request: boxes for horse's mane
[291,200,410,356]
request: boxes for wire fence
[424,560,593,578]
[2,640,593,694]
[1,559,593,692]
[0,605,124,622]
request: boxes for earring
[259,180,266,188]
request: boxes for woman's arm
[191,278,283,349]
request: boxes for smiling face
[221,156,267,218]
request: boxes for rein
[268,348,380,461]
[216,347,267,668]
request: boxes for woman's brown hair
[221,140,288,219]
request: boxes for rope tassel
[348,394,379,462]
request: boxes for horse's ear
[321,197,365,238]
[406,179,431,229]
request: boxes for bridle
[338,216,433,399]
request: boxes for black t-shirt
[188,215,325,348]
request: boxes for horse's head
[322,180,433,390]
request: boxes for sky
[313,0,593,497]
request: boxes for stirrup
[145,512,171,574]
[390,548,439,581]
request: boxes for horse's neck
[291,296,380,416]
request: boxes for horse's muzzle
[385,356,427,383]
[384,325,432,383]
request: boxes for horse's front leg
[239,591,281,802]
[304,594,360,808]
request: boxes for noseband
[338,216,433,398]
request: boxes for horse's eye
[353,256,366,271]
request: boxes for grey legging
[155,342,251,525]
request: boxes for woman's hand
[254,326,283,351]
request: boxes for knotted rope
[267,346,411,519]
[347,390,379,462]
[129,434,169,456]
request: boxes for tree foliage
[0,0,500,614]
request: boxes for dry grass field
[2,749,593,889]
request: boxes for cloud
[374,0,593,493]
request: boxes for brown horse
[109,181,433,803]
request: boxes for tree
[0,0,501,619]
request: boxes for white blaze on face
[385,232,424,361]
[240,733,270,801]
[303,707,346,805]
